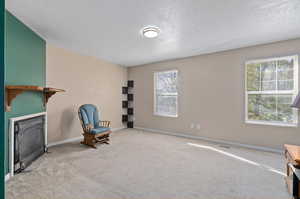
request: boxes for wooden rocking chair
[78,104,112,148]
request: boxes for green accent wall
[4,11,46,174]
[1,0,5,198]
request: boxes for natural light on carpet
[187,143,286,176]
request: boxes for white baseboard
[135,127,282,154]
[47,136,83,148]
[111,127,126,132]
[47,127,126,148]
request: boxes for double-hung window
[245,55,298,126]
[154,70,178,117]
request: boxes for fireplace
[9,112,47,177]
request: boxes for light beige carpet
[6,129,289,199]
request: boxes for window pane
[278,59,294,73]
[277,59,294,90]
[247,63,260,91]
[278,80,293,90]
[156,71,178,94]
[277,94,294,123]
[248,94,294,123]
[248,94,277,121]
[261,61,276,91]
[156,95,177,116]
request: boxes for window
[154,70,178,117]
[245,55,298,126]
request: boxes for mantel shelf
[5,85,65,112]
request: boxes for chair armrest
[84,124,94,133]
[99,121,111,128]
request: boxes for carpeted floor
[6,129,289,199]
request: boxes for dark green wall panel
[0,0,5,198]
[4,11,46,174]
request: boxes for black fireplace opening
[14,115,45,173]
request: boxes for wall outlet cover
[190,123,194,129]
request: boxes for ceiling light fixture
[142,26,160,38]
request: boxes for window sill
[153,113,178,118]
[245,120,298,127]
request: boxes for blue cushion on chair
[78,104,100,128]
[90,127,110,134]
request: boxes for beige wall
[46,44,127,143]
[128,38,300,149]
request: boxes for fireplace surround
[9,112,47,178]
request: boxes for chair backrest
[78,104,100,128]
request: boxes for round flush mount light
[142,26,160,38]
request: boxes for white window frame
[245,55,298,127]
[154,70,178,118]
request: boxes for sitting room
[2,1,300,199]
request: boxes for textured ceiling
[6,0,300,66]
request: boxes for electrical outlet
[190,123,194,129]
[196,124,201,130]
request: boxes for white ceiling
[6,0,300,66]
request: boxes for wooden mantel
[5,85,65,111]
